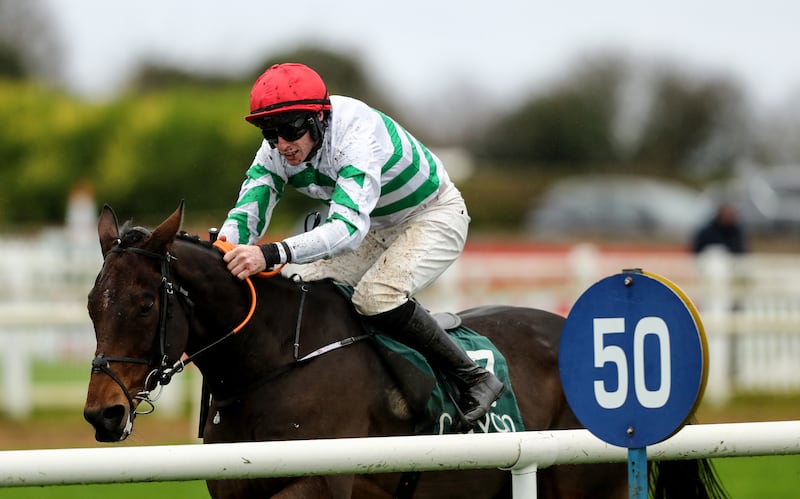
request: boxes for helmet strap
[303,112,328,161]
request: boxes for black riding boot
[367,301,505,427]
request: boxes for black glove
[259,242,291,269]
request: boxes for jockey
[219,63,504,427]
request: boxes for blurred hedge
[0,79,320,232]
[1,79,544,237]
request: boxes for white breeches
[281,183,469,316]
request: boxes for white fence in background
[2,229,800,417]
[419,242,800,404]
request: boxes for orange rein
[212,239,285,334]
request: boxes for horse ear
[147,200,185,253]
[98,204,120,257]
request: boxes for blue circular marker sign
[559,271,708,448]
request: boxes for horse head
[84,202,191,442]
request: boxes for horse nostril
[84,404,128,442]
[84,406,100,425]
[101,404,126,426]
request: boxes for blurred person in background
[217,63,503,427]
[691,202,748,255]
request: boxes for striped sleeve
[220,148,285,244]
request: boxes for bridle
[90,243,198,435]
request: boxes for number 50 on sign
[559,271,709,448]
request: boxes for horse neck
[170,239,307,379]
[171,239,259,352]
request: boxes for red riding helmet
[245,63,331,123]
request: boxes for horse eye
[138,299,155,316]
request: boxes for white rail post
[511,464,538,499]
[698,248,734,404]
[1,331,31,419]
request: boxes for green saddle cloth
[332,284,523,433]
[373,328,525,435]
[333,282,524,434]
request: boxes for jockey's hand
[223,243,267,280]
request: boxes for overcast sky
[42,0,800,114]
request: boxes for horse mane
[117,222,215,251]
[118,223,151,247]
[175,231,215,250]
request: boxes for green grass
[31,360,87,384]
[0,481,209,498]
[712,454,800,499]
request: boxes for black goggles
[255,115,312,145]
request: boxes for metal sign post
[628,447,647,499]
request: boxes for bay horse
[84,202,727,499]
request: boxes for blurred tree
[0,41,25,78]
[630,65,753,176]
[466,52,755,179]
[87,86,261,228]
[405,77,497,146]
[751,91,800,165]
[0,0,62,82]
[468,54,625,170]
[0,80,108,225]
[126,62,239,93]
